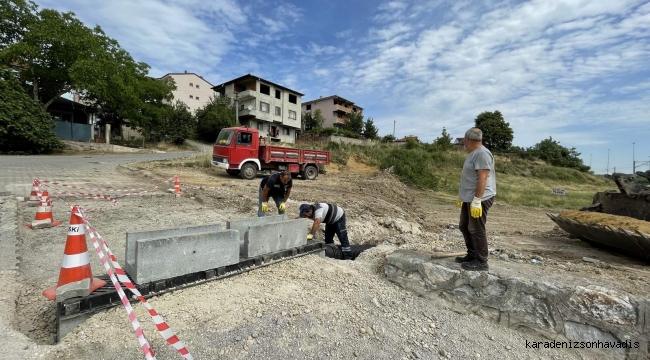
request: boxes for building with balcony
[159,71,217,114]
[301,95,363,129]
[212,74,304,143]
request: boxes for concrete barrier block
[125,223,222,277]
[227,214,287,255]
[133,230,239,284]
[243,218,308,258]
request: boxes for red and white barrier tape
[82,219,156,360]
[38,180,147,193]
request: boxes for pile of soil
[559,210,650,234]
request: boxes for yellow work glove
[307,234,313,240]
[261,202,269,212]
[279,202,286,211]
[456,198,463,208]
[470,197,482,218]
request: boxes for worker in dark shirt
[258,170,292,217]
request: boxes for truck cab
[212,126,261,177]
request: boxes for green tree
[196,95,237,143]
[474,110,514,152]
[381,134,396,143]
[302,109,324,131]
[528,137,590,172]
[363,118,379,140]
[432,127,453,151]
[0,66,63,153]
[160,100,195,145]
[344,110,364,135]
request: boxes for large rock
[384,250,649,359]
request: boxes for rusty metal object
[546,213,650,263]
[552,172,650,262]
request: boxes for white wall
[164,74,216,114]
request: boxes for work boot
[461,259,488,271]
[342,250,353,261]
[455,254,473,263]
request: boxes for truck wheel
[226,170,240,176]
[240,163,258,180]
[302,165,318,180]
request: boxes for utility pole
[607,149,610,175]
[633,142,635,174]
[234,92,239,123]
[393,120,396,138]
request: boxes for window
[236,132,253,146]
[50,111,73,122]
[260,101,270,113]
[215,130,234,145]
[190,83,193,87]
[196,97,199,101]
[306,104,311,110]
[190,95,193,99]
[196,84,200,89]
[288,94,297,104]
[275,106,281,116]
[260,83,270,95]
[288,110,296,119]
[283,128,290,135]
[257,122,265,130]
[275,90,281,99]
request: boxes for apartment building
[301,95,363,129]
[212,74,304,143]
[160,71,217,114]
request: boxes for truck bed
[259,145,330,165]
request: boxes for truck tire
[302,165,318,180]
[226,170,240,176]
[240,163,258,180]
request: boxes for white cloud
[309,43,344,56]
[258,15,288,33]
[335,29,353,38]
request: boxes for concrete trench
[384,250,650,360]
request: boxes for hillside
[298,142,611,209]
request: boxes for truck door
[231,130,256,167]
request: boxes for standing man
[259,170,292,217]
[455,127,496,271]
[299,202,352,260]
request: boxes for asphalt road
[0,150,200,195]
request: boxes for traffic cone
[28,179,41,203]
[174,175,182,196]
[43,205,106,302]
[27,190,62,228]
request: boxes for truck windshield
[215,130,234,146]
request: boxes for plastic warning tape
[90,225,194,359]
[39,180,148,193]
[75,209,194,360]
[82,222,156,360]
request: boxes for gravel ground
[36,255,596,360]
[6,162,642,359]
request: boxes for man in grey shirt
[455,127,496,271]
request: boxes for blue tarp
[53,121,92,141]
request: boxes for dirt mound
[559,210,650,234]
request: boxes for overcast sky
[37,0,650,174]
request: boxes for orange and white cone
[174,175,182,196]
[28,179,41,203]
[43,205,106,302]
[26,190,62,228]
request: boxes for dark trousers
[459,196,494,263]
[324,213,351,252]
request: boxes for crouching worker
[299,203,352,260]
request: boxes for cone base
[42,277,107,302]
[26,220,61,228]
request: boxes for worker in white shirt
[299,202,352,260]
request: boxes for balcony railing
[335,104,352,113]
